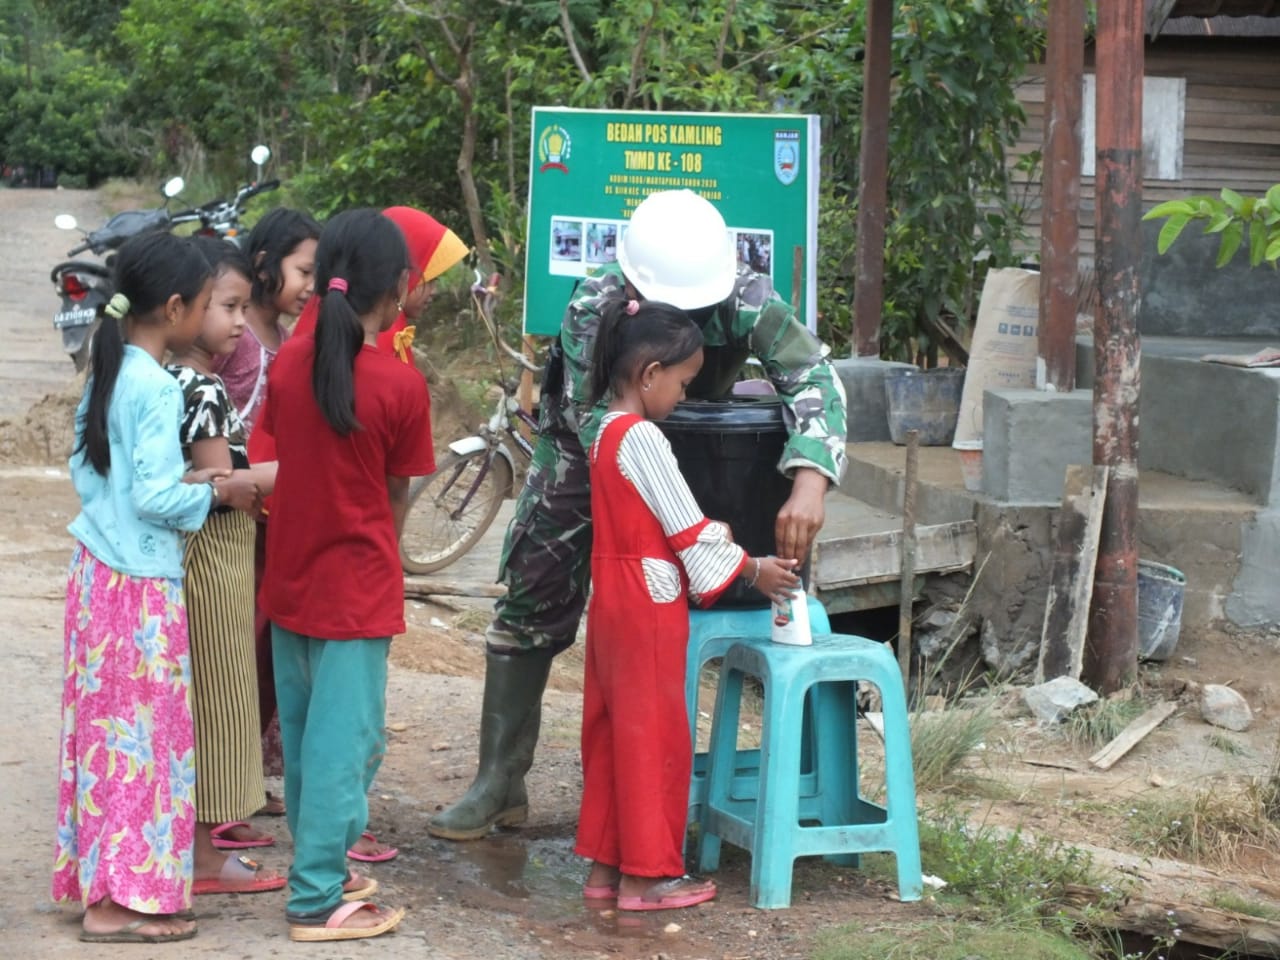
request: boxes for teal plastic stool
[696,632,923,909]
[685,599,831,822]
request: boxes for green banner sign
[523,107,820,336]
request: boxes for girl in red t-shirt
[260,209,434,942]
[577,299,798,911]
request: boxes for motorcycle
[51,145,278,371]
[179,145,279,246]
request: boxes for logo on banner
[774,130,800,185]
[537,125,572,174]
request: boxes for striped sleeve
[616,419,748,606]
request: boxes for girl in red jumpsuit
[576,299,799,911]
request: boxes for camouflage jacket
[544,261,848,483]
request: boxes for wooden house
[1011,7,1280,264]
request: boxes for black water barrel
[658,398,801,608]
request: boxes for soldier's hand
[775,467,828,563]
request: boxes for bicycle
[399,272,543,575]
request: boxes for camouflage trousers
[487,427,593,654]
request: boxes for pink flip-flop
[582,883,620,900]
[193,855,287,896]
[616,875,717,912]
[347,831,398,863]
[210,821,275,850]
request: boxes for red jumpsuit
[575,413,744,877]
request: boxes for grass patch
[1063,695,1148,749]
[1125,779,1280,865]
[813,919,1093,960]
[910,701,997,792]
[1207,731,1245,756]
[1208,889,1280,921]
[918,812,1111,918]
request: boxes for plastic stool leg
[875,664,923,902]
[697,664,746,874]
[813,679,860,867]
[749,679,803,909]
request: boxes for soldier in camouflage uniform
[427,190,848,841]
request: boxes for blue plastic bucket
[884,368,965,446]
[1137,560,1185,662]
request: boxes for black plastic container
[658,398,804,608]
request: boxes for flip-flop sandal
[583,883,620,900]
[80,917,198,943]
[617,875,717,912]
[341,870,379,902]
[210,820,275,850]
[347,830,399,863]
[288,901,405,942]
[193,855,287,896]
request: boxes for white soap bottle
[771,579,812,646]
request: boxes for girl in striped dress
[576,299,798,912]
[54,233,255,943]
[167,238,286,896]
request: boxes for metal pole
[898,430,919,694]
[1086,0,1143,694]
[852,0,892,357]
[1038,0,1084,392]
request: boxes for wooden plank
[1089,701,1179,770]
[404,576,507,600]
[1036,465,1109,683]
[813,520,976,590]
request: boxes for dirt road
[0,187,914,959]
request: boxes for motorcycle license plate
[54,306,98,329]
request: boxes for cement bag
[953,267,1040,446]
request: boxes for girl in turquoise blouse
[54,232,257,944]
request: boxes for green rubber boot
[427,648,553,841]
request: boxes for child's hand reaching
[184,467,231,486]
[215,472,263,516]
[749,555,800,605]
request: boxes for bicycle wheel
[399,449,513,575]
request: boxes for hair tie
[104,293,130,321]
[624,299,639,316]
[328,277,349,294]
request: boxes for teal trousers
[271,625,389,917]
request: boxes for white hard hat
[616,189,737,310]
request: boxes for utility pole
[1086,0,1144,693]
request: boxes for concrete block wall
[982,389,1093,503]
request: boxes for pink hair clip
[328,277,349,294]
[624,299,639,316]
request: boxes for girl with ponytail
[257,208,434,942]
[56,232,257,943]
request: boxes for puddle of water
[433,833,693,939]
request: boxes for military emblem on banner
[538,125,572,174]
[774,129,800,186]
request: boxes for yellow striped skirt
[184,508,265,823]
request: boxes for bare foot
[586,861,621,890]
[348,833,396,859]
[194,824,282,886]
[258,791,286,816]
[336,903,401,931]
[83,898,196,939]
[617,873,717,910]
[211,821,273,845]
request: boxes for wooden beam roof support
[1086,0,1144,694]
[1038,0,1085,391]
[852,0,893,357]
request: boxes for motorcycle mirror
[250,145,271,166]
[162,176,185,199]
[54,214,78,231]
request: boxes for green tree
[1145,186,1280,268]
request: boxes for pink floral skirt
[52,543,196,912]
